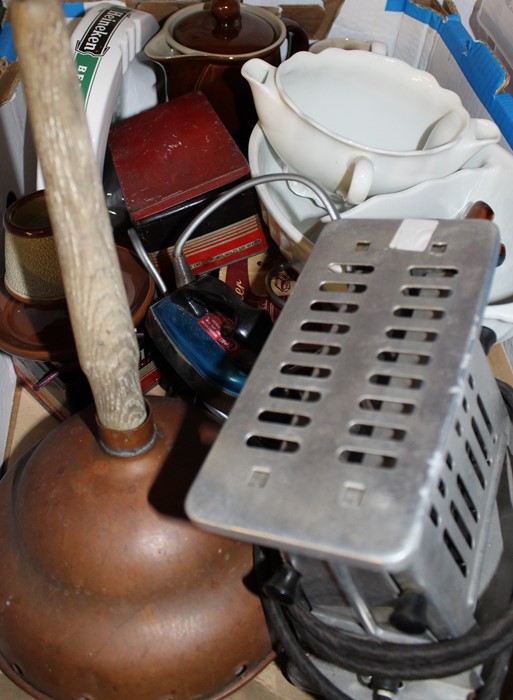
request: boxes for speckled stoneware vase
[4,189,65,303]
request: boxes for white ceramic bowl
[248,124,513,341]
[242,49,500,204]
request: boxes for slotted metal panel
[186,218,504,591]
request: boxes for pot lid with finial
[170,0,280,55]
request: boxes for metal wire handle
[171,173,341,287]
[127,227,168,296]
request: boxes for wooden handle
[11,0,147,431]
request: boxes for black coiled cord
[255,542,513,699]
[285,598,513,680]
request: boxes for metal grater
[186,218,512,635]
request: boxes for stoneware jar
[4,190,65,303]
[144,0,309,152]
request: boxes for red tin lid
[107,92,250,222]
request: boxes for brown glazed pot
[0,244,155,363]
[0,396,273,700]
[144,0,309,152]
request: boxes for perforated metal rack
[186,218,512,636]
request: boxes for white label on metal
[389,219,438,252]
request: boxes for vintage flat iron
[129,227,273,416]
[140,174,340,417]
[186,216,513,699]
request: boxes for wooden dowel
[10,0,147,431]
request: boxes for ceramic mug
[242,48,501,203]
[309,37,388,55]
[4,190,65,303]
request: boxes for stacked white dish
[242,49,500,204]
[248,124,513,342]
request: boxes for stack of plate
[248,124,513,341]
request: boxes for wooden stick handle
[10,0,147,431]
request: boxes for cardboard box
[2,3,513,698]
[465,0,513,98]
[327,0,513,147]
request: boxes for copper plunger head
[0,397,272,700]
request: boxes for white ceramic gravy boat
[242,49,501,204]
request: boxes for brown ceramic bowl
[0,246,155,363]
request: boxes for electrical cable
[262,593,357,700]
[286,597,513,680]
[255,543,513,696]
[254,546,358,700]
[475,645,512,700]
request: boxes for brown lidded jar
[4,189,65,303]
[143,0,309,152]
